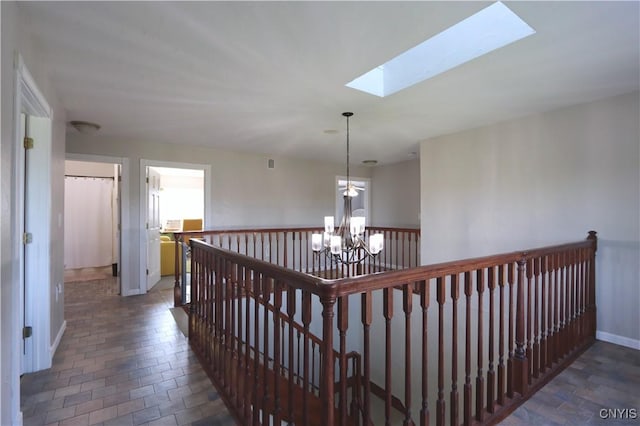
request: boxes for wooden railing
[188,231,597,425]
[173,226,420,307]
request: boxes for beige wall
[370,159,420,228]
[420,91,640,346]
[1,2,67,423]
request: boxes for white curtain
[64,177,114,269]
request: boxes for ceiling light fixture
[69,120,101,135]
[312,112,384,265]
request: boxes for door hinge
[146,177,149,184]
[23,137,34,150]
[146,269,149,275]
[23,232,33,244]
[23,326,33,339]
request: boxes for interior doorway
[63,160,121,294]
[140,160,211,293]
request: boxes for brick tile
[63,391,93,407]
[132,406,161,425]
[88,405,119,425]
[116,398,146,416]
[147,414,178,426]
[74,398,104,416]
[45,405,77,423]
[129,384,156,400]
[59,413,90,426]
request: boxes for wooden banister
[188,231,597,425]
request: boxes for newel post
[321,294,336,426]
[587,231,598,338]
[513,257,529,396]
[174,236,182,307]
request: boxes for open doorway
[140,160,210,293]
[335,176,371,225]
[63,160,121,294]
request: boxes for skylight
[346,2,536,97]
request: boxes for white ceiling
[19,1,640,165]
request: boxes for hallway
[20,278,235,426]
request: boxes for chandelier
[311,112,384,265]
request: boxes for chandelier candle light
[312,112,384,265]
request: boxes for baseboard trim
[596,330,640,350]
[123,289,143,297]
[50,320,67,357]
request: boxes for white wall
[66,135,371,294]
[65,159,115,178]
[1,1,67,423]
[420,91,640,346]
[158,173,204,225]
[370,159,420,228]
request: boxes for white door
[146,167,161,289]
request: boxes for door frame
[66,153,131,296]
[139,159,211,293]
[11,53,52,403]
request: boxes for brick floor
[21,277,236,426]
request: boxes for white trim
[139,159,211,294]
[596,331,640,350]
[50,320,66,358]
[123,289,144,297]
[16,55,51,118]
[14,56,53,375]
[65,154,130,298]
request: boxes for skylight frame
[346,2,536,97]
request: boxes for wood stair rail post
[174,236,182,307]
[513,257,529,396]
[586,231,598,339]
[320,293,337,426]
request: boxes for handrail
[173,225,421,306]
[188,234,594,299]
[188,230,597,426]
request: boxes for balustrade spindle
[464,272,472,426]
[540,256,548,374]
[420,280,430,426]
[338,296,349,426]
[286,288,296,425]
[526,258,533,384]
[362,291,373,426]
[476,269,485,422]
[252,273,260,426]
[497,265,506,406]
[403,284,414,426]
[450,274,460,426]
[302,291,312,425]
[507,262,515,398]
[436,277,446,426]
[272,281,283,424]
[244,268,251,424]
[384,287,393,426]
[533,257,540,380]
[514,258,528,395]
[487,266,496,414]
[236,265,244,413]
